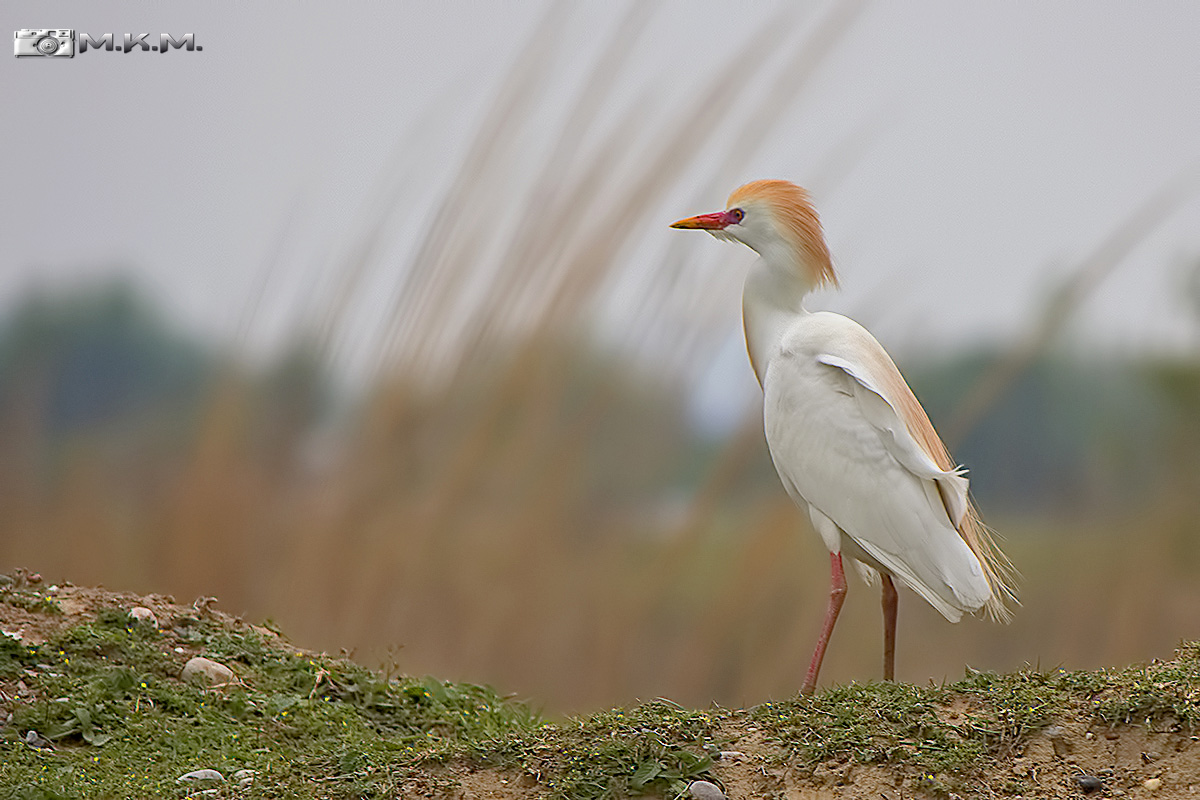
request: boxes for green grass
[0,598,538,799]
[0,592,61,617]
[749,645,1200,793]
[476,700,724,800]
[3,580,1199,799]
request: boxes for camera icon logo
[14,29,75,58]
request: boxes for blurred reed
[2,0,1199,712]
[943,163,1200,450]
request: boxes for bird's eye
[728,208,745,224]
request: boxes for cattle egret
[671,180,1015,694]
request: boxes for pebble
[181,657,234,686]
[232,769,258,787]
[688,779,727,800]
[1073,775,1104,794]
[177,768,224,784]
[1144,778,1163,792]
[129,607,158,627]
[23,730,54,751]
[1046,725,1066,739]
[716,750,746,762]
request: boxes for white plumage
[764,313,988,620]
[672,179,1014,694]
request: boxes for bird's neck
[742,255,814,386]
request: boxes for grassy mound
[2,573,1198,799]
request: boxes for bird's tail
[958,499,1019,622]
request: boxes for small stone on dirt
[688,779,726,800]
[177,768,224,784]
[231,769,258,787]
[1143,778,1163,792]
[129,607,158,627]
[23,730,54,751]
[1073,775,1104,793]
[181,656,234,686]
[177,767,225,786]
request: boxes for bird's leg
[802,552,847,695]
[881,573,897,682]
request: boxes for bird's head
[670,179,837,289]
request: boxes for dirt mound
[404,707,1200,800]
[2,570,1198,800]
[0,569,268,646]
[706,717,1200,800]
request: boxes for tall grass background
[3,2,1199,711]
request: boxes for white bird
[671,180,1015,694]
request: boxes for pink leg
[882,573,897,681]
[802,553,847,695]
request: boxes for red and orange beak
[670,210,735,230]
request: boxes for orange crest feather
[728,180,837,288]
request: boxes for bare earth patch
[0,569,280,647]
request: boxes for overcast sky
[3,2,1199,426]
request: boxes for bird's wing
[814,353,970,527]
[762,315,991,620]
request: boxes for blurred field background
[3,1,1200,712]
